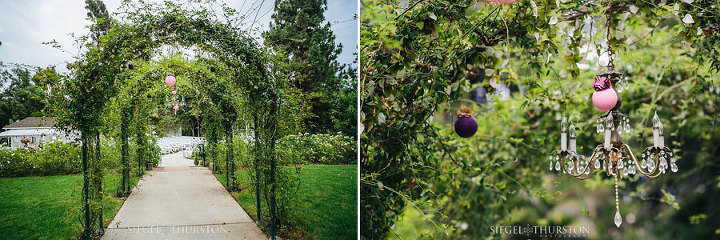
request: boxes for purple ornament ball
[454,106,478,138]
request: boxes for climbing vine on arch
[54,0,303,238]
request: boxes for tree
[0,63,46,129]
[263,0,348,134]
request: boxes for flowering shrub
[0,140,160,177]
[277,133,356,165]
[0,142,81,177]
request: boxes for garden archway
[61,2,282,239]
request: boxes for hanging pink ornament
[165,74,176,87]
[173,105,179,111]
[172,89,177,95]
[592,76,618,111]
[454,106,478,138]
[482,0,520,4]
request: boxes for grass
[215,164,357,240]
[0,173,139,239]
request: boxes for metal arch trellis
[65,2,283,239]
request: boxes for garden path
[102,152,266,240]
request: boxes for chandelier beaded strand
[549,5,676,228]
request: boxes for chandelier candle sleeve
[569,123,576,152]
[659,121,665,148]
[604,114,612,150]
[561,117,568,151]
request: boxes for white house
[0,117,75,149]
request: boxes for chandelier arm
[623,144,661,178]
[562,148,598,179]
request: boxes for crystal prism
[549,161,553,171]
[614,210,622,227]
[594,159,600,169]
[660,156,667,168]
[555,161,560,171]
[671,162,678,172]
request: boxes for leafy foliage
[0,63,47,128]
[361,0,720,239]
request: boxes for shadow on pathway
[103,152,266,240]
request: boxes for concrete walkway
[103,152,266,240]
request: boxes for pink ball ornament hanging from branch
[592,76,618,111]
[173,105,179,111]
[165,74,176,87]
[454,106,478,138]
[172,88,177,95]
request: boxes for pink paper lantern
[592,76,618,111]
[173,105,179,111]
[165,74,176,87]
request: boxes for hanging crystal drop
[618,159,624,169]
[597,118,604,133]
[594,159,600,169]
[549,161,553,171]
[624,118,631,133]
[648,157,655,171]
[617,80,624,93]
[602,160,606,170]
[614,210,622,227]
[555,155,560,161]
[555,161,560,171]
[642,152,646,159]
[568,161,574,171]
[671,162,679,172]
[660,156,667,168]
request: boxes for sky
[0,0,358,72]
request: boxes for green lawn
[215,164,357,240]
[0,173,138,239]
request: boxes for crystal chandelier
[549,9,676,228]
